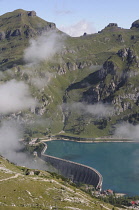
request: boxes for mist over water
[114,122,139,139]
[0,120,49,170]
[45,140,139,196]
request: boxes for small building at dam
[41,143,103,190]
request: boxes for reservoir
[45,140,139,196]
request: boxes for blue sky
[1,0,139,36]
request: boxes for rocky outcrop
[6,29,22,38]
[117,48,138,64]
[75,49,139,114]
[103,60,117,75]
[100,23,122,33]
[117,34,124,42]
[24,27,36,37]
[17,10,37,17]
[131,20,139,29]
[81,61,119,104]
[56,61,93,75]
[11,29,21,36]
[112,91,139,112]
[4,23,56,38]
[6,30,12,38]
[36,23,56,35]
[27,11,36,17]
[2,58,9,63]
[0,10,56,40]
[0,31,5,40]
[107,23,118,27]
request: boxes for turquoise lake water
[45,140,139,196]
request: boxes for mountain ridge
[1,9,139,138]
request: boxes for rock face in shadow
[131,20,139,29]
[27,11,36,17]
[107,23,118,27]
[0,9,56,40]
[0,31,5,40]
[41,149,102,190]
[11,29,21,36]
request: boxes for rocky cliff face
[74,48,139,114]
[131,19,139,29]
[63,43,139,135]
[1,10,139,137]
[0,9,56,40]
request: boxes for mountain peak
[131,19,139,29]
[0,9,56,41]
[107,23,118,27]
[0,9,37,19]
[99,22,122,33]
[14,9,37,17]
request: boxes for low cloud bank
[62,102,113,117]
[30,72,53,89]
[0,121,48,169]
[59,20,96,37]
[114,123,139,139]
[24,31,66,64]
[0,80,37,114]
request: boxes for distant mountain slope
[1,9,139,138]
[0,9,56,69]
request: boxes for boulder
[103,60,116,75]
[0,31,5,40]
[24,27,35,37]
[49,23,56,29]
[117,34,124,42]
[37,23,56,35]
[117,48,129,59]
[11,29,21,36]
[117,48,136,63]
[107,23,118,27]
[17,12,24,17]
[2,58,9,63]
[6,30,12,38]
[131,20,139,29]
[27,11,36,17]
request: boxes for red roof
[107,189,113,194]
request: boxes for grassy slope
[0,9,56,69]
[60,28,139,137]
[0,156,117,210]
[1,10,139,138]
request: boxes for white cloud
[24,31,66,64]
[0,120,49,170]
[30,72,53,89]
[62,102,113,117]
[54,9,73,15]
[0,80,37,114]
[114,123,139,139]
[0,121,23,160]
[59,20,96,37]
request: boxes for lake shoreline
[44,140,139,196]
[40,136,138,143]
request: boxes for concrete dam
[41,143,103,190]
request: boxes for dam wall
[41,144,103,190]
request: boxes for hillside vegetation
[0,155,118,210]
[1,9,139,138]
